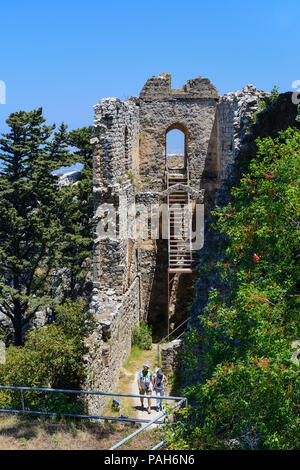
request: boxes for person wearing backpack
[153,368,168,411]
[137,364,154,414]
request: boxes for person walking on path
[153,368,168,412]
[137,364,154,414]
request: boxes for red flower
[253,253,261,263]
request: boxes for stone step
[169,179,188,182]
[169,181,188,184]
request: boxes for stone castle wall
[87,73,272,411]
[139,73,219,193]
[85,275,140,413]
[191,91,299,326]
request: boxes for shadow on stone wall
[147,239,168,337]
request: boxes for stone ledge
[161,339,183,372]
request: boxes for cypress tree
[0,108,70,345]
[57,126,93,302]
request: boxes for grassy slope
[0,345,161,450]
[0,413,157,450]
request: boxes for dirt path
[130,368,162,423]
[109,344,164,423]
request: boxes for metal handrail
[0,385,185,425]
[109,397,186,450]
[186,157,193,258]
[0,407,166,425]
[150,433,175,450]
[0,384,184,400]
[0,384,187,450]
[166,161,171,335]
[157,316,190,363]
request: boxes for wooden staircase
[167,168,194,273]
[165,161,196,334]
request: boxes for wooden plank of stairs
[169,268,193,273]
[167,168,195,273]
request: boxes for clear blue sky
[0,0,299,140]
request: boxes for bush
[43,392,84,415]
[252,85,279,122]
[166,128,300,450]
[0,301,95,412]
[132,321,152,350]
[167,360,299,450]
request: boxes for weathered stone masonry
[85,73,269,411]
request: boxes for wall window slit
[124,127,129,170]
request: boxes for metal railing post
[0,385,187,450]
[157,316,190,362]
[20,389,25,412]
[109,397,186,450]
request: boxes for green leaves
[0,108,93,344]
[132,321,152,350]
[0,108,70,344]
[171,128,300,449]
[56,126,94,302]
[0,301,94,410]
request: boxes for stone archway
[165,123,188,170]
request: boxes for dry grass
[0,413,157,450]
[0,344,168,450]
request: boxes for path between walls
[110,343,170,427]
[130,367,163,423]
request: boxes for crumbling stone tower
[86,73,269,413]
[86,73,224,411]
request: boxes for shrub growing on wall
[132,321,152,350]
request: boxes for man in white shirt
[137,364,154,414]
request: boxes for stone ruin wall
[85,97,141,412]
[84,73,270,412]
[139,73,220,194]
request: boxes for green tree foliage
[57,126,94,302]
[0,301,94,412]
[166,128,300,450]
[0,108,71,345]
[259,85,280,109]
[132,321,152,350]
[252,86,280,123]
[0,108,94,345]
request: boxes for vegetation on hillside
[0,108,93,345]
[0,301,94,413]
[0,106,299,450]
[165,127,300,450]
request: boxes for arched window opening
[166,127,186,169]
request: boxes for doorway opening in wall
[147,125,193,340]
[166,126,186,170]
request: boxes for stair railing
[157,316,190,364]
[165,161,170,270]
[186,157,193,261]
